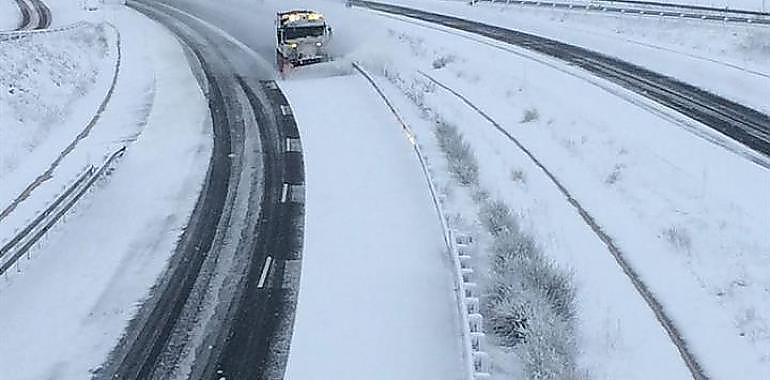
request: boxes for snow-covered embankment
[0,5,212,379]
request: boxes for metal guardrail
[0,146,126,276]
[591,0,768,16]
[0,23,123,222]
[0,21,90,42]
[474,0,770,24]
[352,62,490,379]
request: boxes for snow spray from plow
[352,61,490,380]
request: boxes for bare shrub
[511,169,527,185]
[383,66,579,378]
[521,108,540,124]
[605,163,624,185]
[480,198,516,235]
[432,54,455,69]
[662,225,692,253]
[434,119,479,186]
[516,297,582,380]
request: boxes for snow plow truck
[276,10,332,73]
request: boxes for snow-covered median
[0,5,211,379]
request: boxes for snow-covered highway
[1,0,768,379]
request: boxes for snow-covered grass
[0,22,119,255]
[384,66,581,378]
[433,116,580,379]
[0,23,111,182]
[0,5,211,379]
[0,0,20,30]
[353,13,770,378]
[282,74,465,380]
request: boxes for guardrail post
[473,351,491,377]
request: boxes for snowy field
[0,4,210,379]
[282,74,465,380]
[0,0,20,30]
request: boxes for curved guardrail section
[0,146,126,276]
[0,21,89,42]
[353,61,490,380]
[474,0,770,24]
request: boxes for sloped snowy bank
[0,23,114,184]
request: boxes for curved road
[96,0,305,379]
[12,0,51,30]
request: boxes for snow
[622,0,769,12]
[377,66,693,380]
[332,3,770,377]
[282,74,465,380]
[1,0,766,378]
[0,5,210,379]
[0,23,119,253]
[0,0,20,30]
[382,0,770,115]
[477,0,769,12]
[44,0,93,26]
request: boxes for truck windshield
[283,26,325,40]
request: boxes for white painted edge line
[257,256,273,288]
[280,183,289,203]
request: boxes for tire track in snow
[12,0,33,30]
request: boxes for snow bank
[282,74,465,380]
[0,0,20,30]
